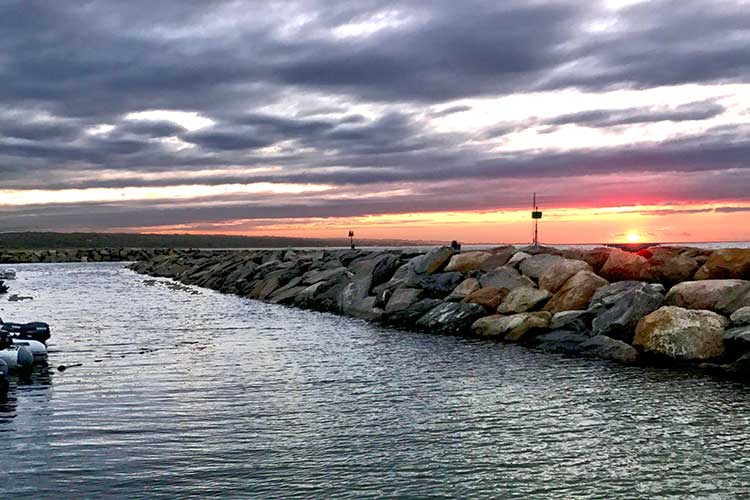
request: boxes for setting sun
[626,232,641,243]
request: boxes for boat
[0,269,16,280]
[0,345,34,370]
[0,319,51,344]
[11,338,47,362]
[0,281,7,294]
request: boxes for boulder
[479,267,535,290]
[723,326,750,355]
[463,286,509,311]
[268,285,307,305]
[694,248,750,280]
[643,249,699,285]
[384,287,424,313]
[665,280,750,316]
[416,302,486,335]
[382,298,443,326]
[580,335,640,365]
[549,310,591,333]
[538,259,592,293]
[302,266,348,286]
[444,252,494,272]
[413,246,454,275]
[496,287,551,314]
[535,330,589,354]
[293,281,331,308]
[598,249,647,282]
[730,306,750,326]
[406,272,464,297]
[471,312,551,342]
[445,278,481,302]
[543,271,608,314]
[506,251,531,268]
[519,254,566,280]
[561,247,611,273]
[588,281,664,342]
[633,306,728,361]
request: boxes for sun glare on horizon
[626,231,641,243]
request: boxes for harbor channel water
[1,262,749,498]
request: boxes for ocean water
[1,263,749,499]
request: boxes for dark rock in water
[0,281,8,294]
[549,310,591,333]
[416,302,486,335]
[723,326,750,355]
[302,266,348,286]
[580,335,639,365]
[730,352,750,376]
[383,298,443,326]
[535,330,589,354]
[588,281,664,342]
[406,271,464,297]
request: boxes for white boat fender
[11,339,47,359]
[0,346,33,369]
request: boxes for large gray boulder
[665,280,750,316]
[549,310,591,333]
[519,254,565,280]
[382,298,443,326]
[302,266,348,286]
[633,306,728,360]
[588,281,664,342]
[730,306,750,327]
[413,246,454,275]
[723,326,750,355]
[580,335,640,365]
[416,302,486,335]
[479,267,535,290]
[384,287,424,313]
[406,272,465,297]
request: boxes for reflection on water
[1,263,749,499]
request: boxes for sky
[1,0,750,244]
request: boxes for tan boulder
[665,279,750,316]
[463,286,509,311]
[506,251,531,268]
[444,252,493,272]
[538,258,592,292]
[543,270,608,314]
[633,306,728,360]
[599,249,647,282]
[519,254,566,280]
[471,312,551,341]
[694,249,750,280]
[497,287,551,314]
[561,247,612,274]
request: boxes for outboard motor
[0,318,51,344]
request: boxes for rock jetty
[0,248,172,264]
[129,244,750,379]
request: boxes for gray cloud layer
[0,0,749,230]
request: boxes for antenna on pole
[348,230,355,250]
[531,193,542,246]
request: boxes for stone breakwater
[0,247,173,263]
[130,244,750,378]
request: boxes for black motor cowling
[0,320,51,344]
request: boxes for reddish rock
[643,247,699,285]
[599,249,648,282]
[463,286,509,311]
[543,270,609,314]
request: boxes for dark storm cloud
[1,0,749,230]
[545,100,726,128]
